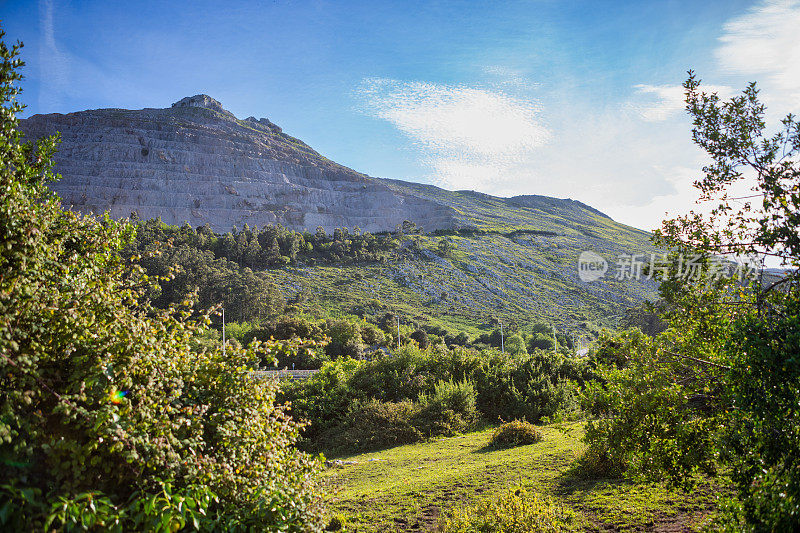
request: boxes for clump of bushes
[0,36,322,531]
[415,379,479,438]
[490,419,543,448]
[441,488,575,532]
[281,343,587,453]
[318,379,479,454]
[572,448,625,480]
[320,399,421,453]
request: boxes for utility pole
[222,307,226,358]
[500,322,504,353]
[397,315,400,350]
[552,325,558,354]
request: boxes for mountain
[23,94,621,236]
[21,95,661,333]
[20,95,459,233]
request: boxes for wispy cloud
[38,0,70,111]
[36,0,144,114]
[355,78,550,188]
[716,0,800,106]
[631,83,733,122]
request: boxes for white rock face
[20,95,459,233]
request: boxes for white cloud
[356,78,550,188]
[481,66,539,90]
[716,0,800,107]
[631,83,733,122]
[354,2,800,232]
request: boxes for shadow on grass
[552,452,630,497]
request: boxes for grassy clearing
[321,423,722,531]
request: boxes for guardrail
[250,369,319,381]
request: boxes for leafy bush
[414,379,479,438]
[490,419,543,448]
[325,318,366,358]
[282,344,587,452]
[505,333,527,355]
[279,358,365,443]
[441,488,575,532]
[319,399,421,454]
[311,378,479,454]
[571,448,625,480]
[0,34,322,531]
[581,329,718,485]
[473,349,584,423]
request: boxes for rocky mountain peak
[171,94,230,115]
[19,98,460,233]
[245,116,282,134]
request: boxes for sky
[2,0,799,233]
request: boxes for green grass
[267,227,659,342]
[321,423,722,532]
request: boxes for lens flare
[109,390,128,404]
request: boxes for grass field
[321,423,722,532]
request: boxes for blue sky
[2,0,799,232]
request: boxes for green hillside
[265,183,660,339]
[129,183,660,342]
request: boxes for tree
[437,237,456,258]
[0,31,323,530]
[583,73,800,529]
[504,334,527,356]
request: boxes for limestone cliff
[20,95,459,232]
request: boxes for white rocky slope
[20,95,460,233]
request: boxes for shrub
[223,320,255,341]
[441,488,575,532]
[319,399,421,454]
[505,333,528,355]
[0,34,322,531]
[282,345,587,452]
[279,358,364,444]
[325,318,365,358]
[474,350,585,423]
[490,419,543,448]
[414,379,479,438]
[572,448,625,480]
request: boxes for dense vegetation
[0,33,323,531]
[280,343,587,455]
[582,74,800,530]
[123,204,659,341]
[4,15,798,529]
[123,218,401,323]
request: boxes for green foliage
[319,399,421,454]
[716,300,800,529]
[280,358,365,443]
[126,219,285,323]
[223,320,255,341]
[473,349,584,423]
[583,73,800,529]
[282,344,585,453]
[441,488,575,532]
[582,330,719,486]
[131,218,399,273]
[415,378,479,438]
[490,419,543,448]
[505,333,527,355]
[437,237,456,258]
[312,378,478,454]
[528,332,555,352]
[0,32,322,530]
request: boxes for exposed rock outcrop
[20,95,459,232]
